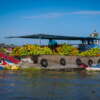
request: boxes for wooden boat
[7,32,100,71]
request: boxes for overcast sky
[0,0,100,45]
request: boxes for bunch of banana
[11,44,53,56]
[79,48,100,56]
[56,44,79,56]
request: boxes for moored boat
[0,65,5,70]
[86,64,100,71]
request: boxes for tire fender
[76,58,82,65]
[60,58,66,66]
[88,59,93,66]
[40,59,48,67]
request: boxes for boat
[0,58,20,70]
[0,65,5,70]
[86,64,100,71]
[6,31,100,71]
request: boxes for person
[80,63,88,68]
[1,58,8,65]
[0,58,2,64]
[48,39,58,51]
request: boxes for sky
[0,0,100,45]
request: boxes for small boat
[4,60,20,70]
[0,59,20,70]
[0,65,5,70]
[86,64,100,71]
[5,60,15,65]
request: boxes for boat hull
[0,66,5,70]
[86,67,100,71]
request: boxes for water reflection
[0,70,100,100]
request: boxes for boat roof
[7,34,100,40]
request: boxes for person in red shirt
[80,63,89,68]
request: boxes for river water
[0,70,100,100]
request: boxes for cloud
[70,11,100,15]
[24,11,100,19]
[24,12,64,19]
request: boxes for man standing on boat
[48,39,58,51]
